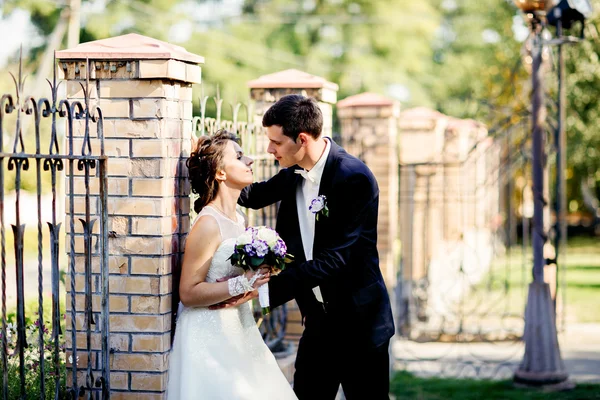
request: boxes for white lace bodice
[194,205,246,283]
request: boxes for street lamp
[511,0,572,389]
[547,0,592,34]
[513,0,554,12]
[546,0,590,333]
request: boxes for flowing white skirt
[166,303,297,400]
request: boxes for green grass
[391,371,600,399]
[474,236,600,324]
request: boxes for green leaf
[250,257,264,268]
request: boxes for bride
[167,130,298,400]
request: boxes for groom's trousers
[292,309,390,400]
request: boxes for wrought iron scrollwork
[0,53,109,399]
[393,122,558,379]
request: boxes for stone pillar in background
[57,33,203,399]
[337,92,400,287]
[396,107,499,333]
[248,69,338,138]
[397,107,448,285]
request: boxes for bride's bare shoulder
[188,214,221,245]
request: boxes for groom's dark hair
[262,94,323,141]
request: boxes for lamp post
[511,0,571,389]
[546,0,592,329]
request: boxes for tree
[428,0,530,131]
[178,0,443,117]
[558,6,600,212]
[1,0,185,71]
[429,0,600,212]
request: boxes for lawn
[391,371,600,399]
[477,236,600,325]
[391,237,600,398]
[403,236,600,340]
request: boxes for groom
[237,94,395,399]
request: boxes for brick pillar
[337,93,400,287]
[247,69,338,138]
[57,33,203,399]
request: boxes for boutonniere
[309,195,329,221]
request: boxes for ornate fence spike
[0,52,109,400]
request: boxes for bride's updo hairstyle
[187,129,240,213]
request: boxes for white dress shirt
[296,138,331,303]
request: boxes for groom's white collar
[298,137,330,184]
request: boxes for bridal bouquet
[228,226,294,315]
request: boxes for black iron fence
[393,121,568,379]
[0,57,109,399]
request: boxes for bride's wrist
[227,275,254,297]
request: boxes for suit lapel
[314,138,339,250]
[318,139,339,198]
[281,170,305,263]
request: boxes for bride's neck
[210,188,240,218]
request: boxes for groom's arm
[269,172,378,304]
[238,168,290,209]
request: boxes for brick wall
[58,34,202,398]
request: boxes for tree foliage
[1,0,599,208]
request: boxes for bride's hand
[244,266,271,289]
[209,267,272,310]
[209,291,257,310]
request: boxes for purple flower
[244,243,257,257]
[273,239,287,257]
[309,195,327,213]
[309,195,329,220]
[254,240,269,258]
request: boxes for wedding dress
[166,205,298,400]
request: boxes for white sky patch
[177,0,243,26]
[348,3,361,14]
[169,20,194,43]
[0,9,43,68]
[482,29,501,44]
[387,83,411,103]
[303,0,317,12]
[436,23,457,45]
[441,0,458,12]
[329,43,344,58]
[110,15,135,36]
[320,25,337,38]
[512,14,530,42]
[80,0,108,24]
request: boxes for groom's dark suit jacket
[239,139,394,348]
